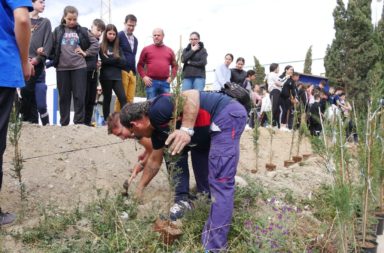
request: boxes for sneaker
[0,210,16,225]
[280,127,292,132]
[169,200,192,221]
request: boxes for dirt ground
[0,123,332,250]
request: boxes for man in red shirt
[137,28,178,99]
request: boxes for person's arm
[85,31,99,57]
[272,74,284,87]
[165,90,199,155]
[181,47,191,63]
[137,49,152,86]
[117,47,127,69]
[99,48,120,66]
[35,20,53,64]
[129,137,153,182]
[187,49,207,67]
[49,28,57,61]
[14,7,34,80]
[134,148,164,199]
[343,101,352,111]
[168,50,178,83]
[136,49,146,78]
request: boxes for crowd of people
[251,64,357,142]
[0,2,356,252]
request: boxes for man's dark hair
[269,63,279,72]
[246,69,256,77]
[292,72,300,77]
[93,19,106,31]
[120,101,151,128]
[335,86,344,92]
[125,14,137,23]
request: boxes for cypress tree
[324,0,347,85]
[253,56,265,85]
[367,5,384,101]
[343,0,379,107]
[303,45,312,74]
[325,0,380,108]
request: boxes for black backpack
[221,82,252,113]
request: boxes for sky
[43,0,384,83]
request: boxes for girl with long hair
[99,24,127,119]
[51,6,99,126]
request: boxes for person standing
[20,0,52,124]
[137,28,178,99]
[181,31,208,91]
[0,0,34,225]
[84,19,105,126]
[243,69,256,93]
[99,24,127,120]
[266,63,287,128]
[279,65,294,131]
[51,6,99,126]
[211,53,233,91]
[115,14,138,110]
[230,57,247,85]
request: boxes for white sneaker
[280,127,291,132]
[169,200,192,220]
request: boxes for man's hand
[165,130,191,155]
[143,76,152,87]
[36,47,45,56]
[129,162,144,184]
[138,151,146,161]
[30,57,39,66]
[23,61,34,81]
[134,186,144,201]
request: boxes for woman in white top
[266,63,287,128]
[211,53,233,91]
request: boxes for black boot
[40,113,49,126]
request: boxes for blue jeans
[35,81,48,116]
[145,79,170,99]
[182,77,206,91]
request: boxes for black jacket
[230,69,247,85]
[99,45,126,81]
[181,42,208,79]
[280,78,296,99]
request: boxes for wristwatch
[180,127,194,136]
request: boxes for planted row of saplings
[260,110,312,171]
[316,101,384,253]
